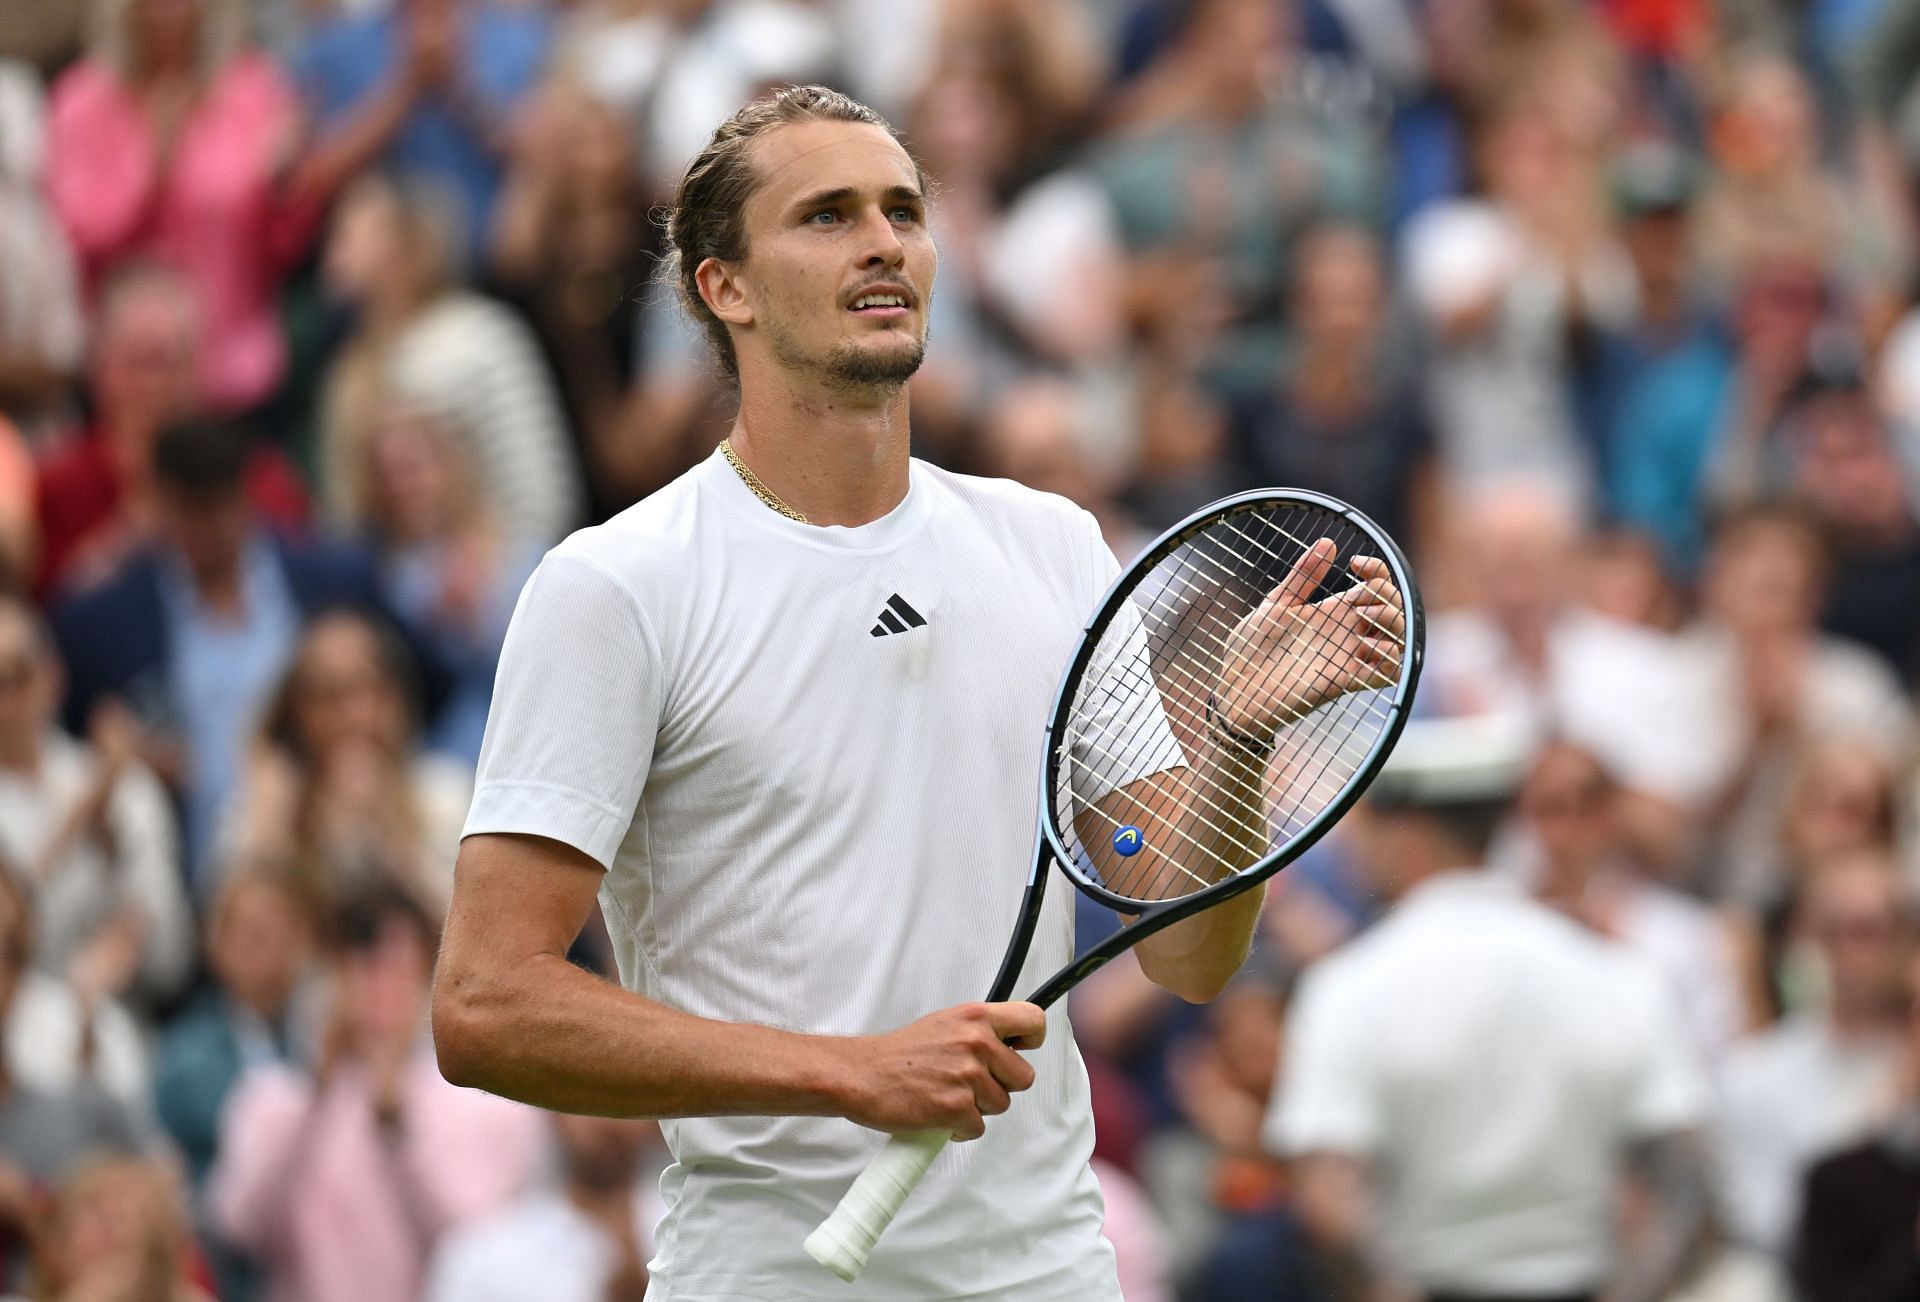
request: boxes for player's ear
[695,257,754,328]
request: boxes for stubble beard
[769,318,929,398]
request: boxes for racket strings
[1056,505,1410,905]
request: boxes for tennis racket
[803,488,1424,1281]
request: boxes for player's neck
[730,380,912,528]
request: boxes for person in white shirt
[1714,855,1908,1257]
[0,596,190,1015]
[1267,722,1711,1302]
[426,1111,665,1302]
[429,84,1398,1301]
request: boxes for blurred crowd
[2,0,1920,1298]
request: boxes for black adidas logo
[870,594,927,637]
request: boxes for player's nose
[853,207,907,268]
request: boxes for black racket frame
[986,488,1426,1009]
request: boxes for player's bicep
[445,832,603,961]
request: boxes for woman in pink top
[47,0,319,412]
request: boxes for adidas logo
[870,594,927,637]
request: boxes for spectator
[1610,257,1828,571]
[0,870,150,1294]
[1785,377,1920,685]
[1093,0,1377,390]
[353,401,539,765]
[291,0,555,259]
[0,59,83,430]
[1227,222,1436,551]
[1141,955,1323,1300]
[1721,856,1909,1261]
[0,595,189,1014]
[0,865,150,1112]
[424,1112,664,1302]
[32,265,309,600]
[46,0,316,413]
[1401,95,1633,513]
[154,868,316,1188]
[1684,505,1911,905]
[51,417,416,885]
[1693,51,1899,305]
[27,1155,214,1302]
[153,868,315,1302]
[220,610,472,917]
[1793,942,1920,1302]
[1421,478,1720,848]
[1267,721,1710,1302]
[319,172,582,548]
[208,886,542,1302]
[1501,739,1750,1068]
[489,84,655,516]
[975,379,1149,564]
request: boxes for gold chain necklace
[720,439,811,525]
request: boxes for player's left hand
[1216,539,1404,739]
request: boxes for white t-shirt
[425,1186,662,1302]
[465,450,1126,1301]
[1712,1015,1902,1255]
[1266,873,1707,1296]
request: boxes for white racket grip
[803,1128,950,1280]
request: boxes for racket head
[1040,489,1425,917]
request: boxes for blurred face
[210,880,310,1016]
[367,412,459,541]
[289,618,407,758]
[1794,397,1914,536]
[717,120,935,394]
[155,488,248,586]
[0,608,55,749]
[983,384,1097,503]
[1703,519,1821,636]
[1462,494,1576,627]
[553,1113,660,1195]
[93,284,203,437]
[130,0,202,74]
[338,916,432,1047]
[1520,745,1615,865]
[1731,261,1824,367]
[1788,745,1893,862]
[323,186,409,305]
[1806,863,1906,1017]
[1717,58,1817,177]
[1208,984,1285,1096]
[1292,229,1384,350]
[45,1161,176,1291]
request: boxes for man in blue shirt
[293,0,552,259]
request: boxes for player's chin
[827,335,927,387]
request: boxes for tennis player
[433,85,1399,1300]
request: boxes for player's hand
[841,1002,1046,1141]
[1217,541,1404,736]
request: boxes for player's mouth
[846,285,914,321]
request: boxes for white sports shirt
[465,448,1130,1301]
[1266,873,1707,1296]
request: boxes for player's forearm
[1132,742,1268,1000]
[432,951,857,1119]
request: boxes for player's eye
[889,205,921,224]
[807,210,838,226]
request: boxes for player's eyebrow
[789,185,925,216]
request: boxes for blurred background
[2,0,1920,1298]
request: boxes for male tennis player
[433,85,1400,1299]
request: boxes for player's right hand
[840,1002,1047,1141]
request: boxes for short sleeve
[1059,509,1189,811]
[1264,962,1379,1157]
[463,552,664,869]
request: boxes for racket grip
[803,1128,949,1280]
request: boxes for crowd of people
[0,0,1918,1298]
